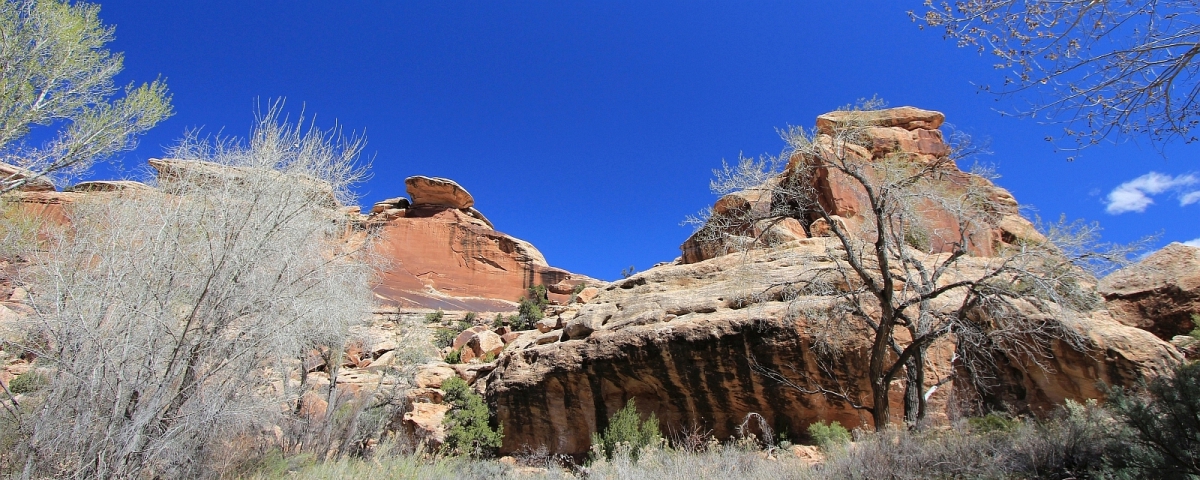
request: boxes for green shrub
[425,310,445,323]
[444,348,462,365]
[441,377,503,457]
[968,413,1018,434]
[1109,361,1200,477]
[591,400,661,462]
[491,313,505,328]
[807,420,850,447]
[569,283,587,303]
[463,312,477,324]
[513,285,548,331]
[480,352,496,363]
[433,321,473,349]
[8,370,44,394]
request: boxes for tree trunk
[902,346,926,427]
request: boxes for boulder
[405,176,474,208]
[816,106,945,133]
[501,332,521,344]
[574,287,600,305]
[403,403,452,445]
[536,317,560,333]
[1100,243,1200,339]
[414,363,457,389]
[464,330,504,362]
[0,162,54,192]
[452,326,489,351]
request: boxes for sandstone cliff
[364,175,593,311]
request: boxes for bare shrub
[6,104,375,479]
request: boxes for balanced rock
[816,106,945,133]
[405,176,474,209]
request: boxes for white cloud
[1105,172,1198,214]
[1182,190,1200,206]
[1184,238,1200,248]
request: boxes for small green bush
[433,321,473,349]
[425,310,445,323]
[8,370,44,394]
[807,420,850,447]
[512,285,548,331]
[591,400,661,462]
[443,348,462,364]
[968,413,1018,433]
[441,377,503,457]
[491,313,505,328]
[463,312,477,324]
[480,352,496,363]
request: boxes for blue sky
[90,1,1198,280]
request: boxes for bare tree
[5,104,376,479]
[695,100,1124,429]
[913,1,1200,149]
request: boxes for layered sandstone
[483,239,1180,456]
[366,175,593,311]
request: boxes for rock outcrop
[1100,242,1200,340]
[479,107,1181,457]
[680,106,1042,265]
[483,238,1181,456]
[367,175,593,310]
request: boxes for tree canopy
[915,1,1200,150]
[0,0,172,193]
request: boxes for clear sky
[89,1,1198,281]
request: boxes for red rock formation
[367,176,592,311]
[681,107,1042,265]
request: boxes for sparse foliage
[4,104,374,478]
[914,0,1200,148]
[0,0,173,192]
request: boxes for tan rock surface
[65,180,154,193]
[1100,243,1200,339]
[414,363,457,389]
[816,106,945,133]
[0,162,54,192]
[485,239,1180,456]
[405,176,474,208]
[403,403,452,445]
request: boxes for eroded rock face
[485,238,1180,456]
[1100,243,1200,339]
[680,108,1041,265]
